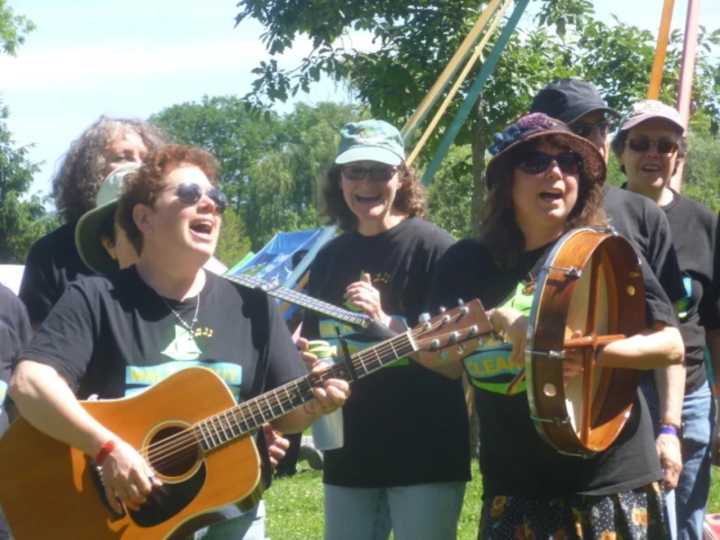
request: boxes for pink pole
[672,0,701,191]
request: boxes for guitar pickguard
[130,463,206,527]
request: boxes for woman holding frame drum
[420,112,683,539]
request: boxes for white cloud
[0,38,318,92]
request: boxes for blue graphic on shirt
[318,317,410,368]
[125,361,242,399]
[675,274,693,321]
[462,282,533,395]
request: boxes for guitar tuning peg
[439,306,447,314]
[430,338,441,351]
[457,298,464,306]
[419,313,430,323]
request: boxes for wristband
[659,424,680,438]
[95,439,116,466]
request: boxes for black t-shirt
[19,223,94,325]
[303,218,470,487]
[430,236,673,497]
[0,283,31,416]
[22,268,306,473]
[604,185,684,305]
[662,190,720,393]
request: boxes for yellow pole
[647,0,675,99]
[406,0,510,167]
[401,0,502,139]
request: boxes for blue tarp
[226,226,336,320]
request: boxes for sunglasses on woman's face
[175,182,227,214]
[516,151,581,176]
[341,164,397,182]
[627,135,678,155]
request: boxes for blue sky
[1,0,718,199]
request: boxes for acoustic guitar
[0,299,489,539]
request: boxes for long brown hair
[480,136,607,268]
[320,162,426,232]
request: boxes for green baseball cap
[75,164,140,274]
[335,119,405,166]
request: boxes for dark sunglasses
[571,120,610,139]
[627,135,678,155]
[516,151,581,176]
[175,182,227,214]
[341,164,397,182]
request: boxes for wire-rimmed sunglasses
[627,135,679,155]
[175,182,227,214]
[516,151,582,176]
[341,164,398,182]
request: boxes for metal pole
[421,0,529,185]
[671,0,700,192]
[647,0,675,99]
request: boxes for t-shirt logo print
[162,324,202,361]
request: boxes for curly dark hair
[117,144,220,255]
[52,116,168,223]
[320,163,426,232]
[480,135,607,269]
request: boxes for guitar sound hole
[147,425,202,478]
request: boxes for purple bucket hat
[485,112,606,189]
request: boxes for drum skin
[526,228,646,457]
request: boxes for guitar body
[0,368,261,540]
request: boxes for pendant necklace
[162,293,201,336]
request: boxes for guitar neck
[192,330,415,453]
[225,274,370,328]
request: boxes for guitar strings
[142,333,426,469]
[142,322,450,469]
[140,317,459,470]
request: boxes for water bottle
[307,340,344,450]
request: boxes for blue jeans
[191,500,267,540]
[675,381,714,540]
[323,482,466,540]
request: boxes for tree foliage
[0,3,54,263]
[0,0,34,56]
[0,105,56,262]
[152,98,363,258]
[236,0,720,233]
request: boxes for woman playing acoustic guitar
[420,113,684,539]
[9,144,350,539]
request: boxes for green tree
[237,1,720,234]
[152,98,362,251]
[0,3,53,262]
[0,0,34,55]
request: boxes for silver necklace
[162,294,200,335]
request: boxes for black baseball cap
[530,78,617,124]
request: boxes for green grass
[266,462,720,540]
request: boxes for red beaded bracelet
[95,440,116,466]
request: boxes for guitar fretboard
[192,331,415,453]
[225,273,370,328]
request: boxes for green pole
[421,0,529,185]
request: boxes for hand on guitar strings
[262,425,290,469]
[302,362,350,418]
[344,273,391,328]
[99,438,162,513]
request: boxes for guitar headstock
[412,299,493,353]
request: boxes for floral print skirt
[478,483,668,539]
